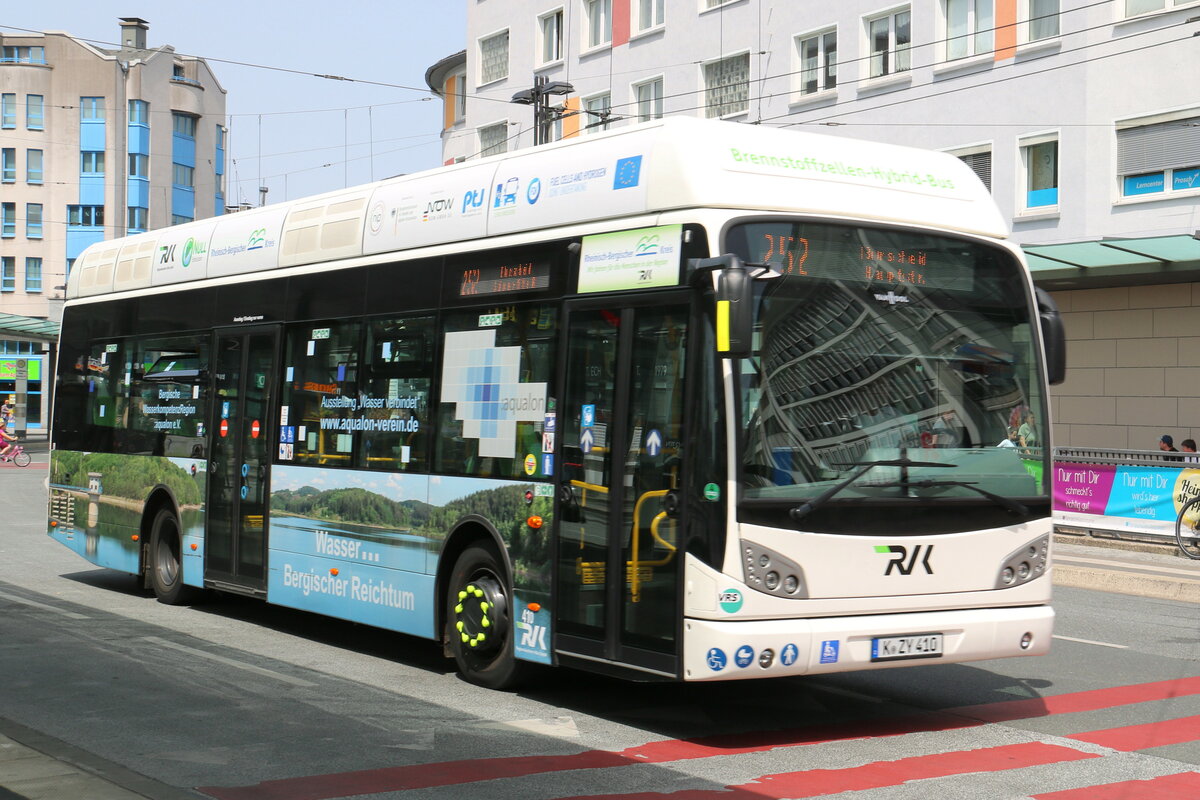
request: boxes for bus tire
[446,543,527,689]
[149,508,195,605]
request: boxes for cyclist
[0,418,17,461]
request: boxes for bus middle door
[206,326,279,594]
[557,298,688,677]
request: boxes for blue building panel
[172,132,196,167]
[172,186,195,219]
[80,120,106,151]
[66,228,105,260]
[79,176,105,206]
[128,124,150,155]
[214,195,225,217]
[128,176,150,208]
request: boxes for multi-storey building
[0,17,227,429]
[427,1,1200,449]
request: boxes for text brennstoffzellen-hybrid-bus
[47,117,1066,689]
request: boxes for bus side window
[359,315,434,471]
[279,321,360,467]
[435,304,557,479]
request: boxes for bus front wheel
[446,544,526,689]
[149,508,195,605]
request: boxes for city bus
[47,117,1065,688]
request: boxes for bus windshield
[724,220,1049,512]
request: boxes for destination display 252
[457,260,551,297]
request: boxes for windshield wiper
[869,479,1030,516]
[789,454,955,522]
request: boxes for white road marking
[1051,635,1129,650]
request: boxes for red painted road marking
[1032,771,1200,799]
[198,675,1200,800]
[562,742,1098,800]
[1068,714,1200,752]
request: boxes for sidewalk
[0,720,200,800]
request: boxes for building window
[172,163,194,187]
[25,204,42,238]
[954,148,992,192]
[479,122,509,157]
[584,93,611,133]
[796,29,838,96]
[635,0,665,33]
[80,151,105,174]
[128,153,148,178]
[68,205,105,227]
[1028,0,1060,41]
[867,7,912,78]
[1117,113,1200,198]
[539,9,564,64]
[945,0,994,61]
[634,78,664,122]
[1,204,14,238]
[704,0,736,8]
[172,113,197,137]
[1,149,14,183]
[1125,0,1196,16]
[1,46,45,63]
[80,97,105,120]
[480,30,510,85]
[27,149,44,183]
[24,258,41,292]
[26,94,43,129]
[452,70,467,123]
[1,94,14,129]
[1,257,14,291]
[585,0,613,49]
[171,214,193,226]
[129,100,149,125]
[703,53,750,118]
[128,206,148,231]
[1021,136,1059,209]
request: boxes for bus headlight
[995,535,1049,589]
[742,540,807,598]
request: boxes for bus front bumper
[682,604,1054,680]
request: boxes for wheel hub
[454,576,507,654]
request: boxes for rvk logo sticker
[875,545,935,575]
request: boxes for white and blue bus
[48,117,1064,688]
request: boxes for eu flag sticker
[613,156,643,190]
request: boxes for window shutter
[958,151,992,192]
[1117,117,1200,174]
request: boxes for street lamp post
[511,76,575,146]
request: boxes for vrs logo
[875,544,934,575]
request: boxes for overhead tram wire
[592,14,1197,129]
[573,0,1139,121]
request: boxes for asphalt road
[1,447,1197,799]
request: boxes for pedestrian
[1159,434,1182,462]
[1018,411,1039,450]
[0,398,12,427]
[997,427,1020,448]
[1182,438,1198,464]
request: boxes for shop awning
[1024,234,1200,288]
[0,312,59,341]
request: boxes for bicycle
[1174,495,1200,560]
[0,443,30,468]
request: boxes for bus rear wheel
[446,544,526,689]
[149,508,196,605]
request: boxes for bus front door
[206,327,279,594]
[558,300,688,677]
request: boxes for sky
[2,1,467,205]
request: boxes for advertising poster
[1053,461,1200,538]
[578,224,682,293]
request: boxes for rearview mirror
[691,255,754,359]
[1034,287,1066,385]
